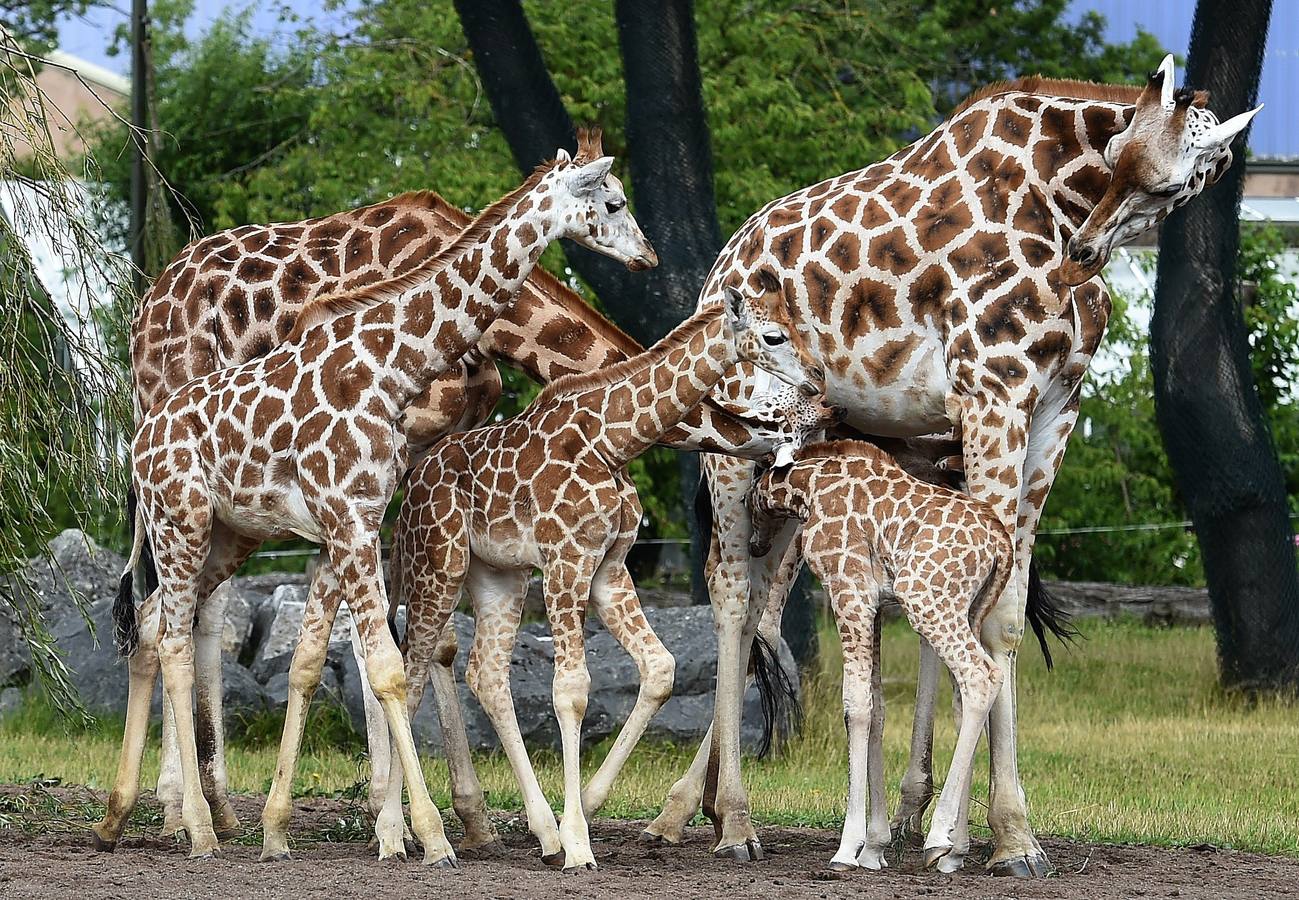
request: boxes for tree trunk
[1151,0,1298,691]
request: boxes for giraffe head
[548,128,658,272]
[769,394,844,468]
[1060,54,1261,286]
[723,267,825,399]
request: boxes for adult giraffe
[641,58,1259,874]
[127,131,792,845]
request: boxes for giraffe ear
[723,286,751,330]
[555,148,572,164]
[569,156,615,196]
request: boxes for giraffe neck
[571,304,741,468]
[382,180,562,408]
[1016,95,1134,226]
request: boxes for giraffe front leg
[582,562,675,817]
[192,584,240,838]
[828,586,882,872]
[545,558,598,872]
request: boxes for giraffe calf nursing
[750,439,1011,874]
[384,279,825,870]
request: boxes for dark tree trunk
[1151,0,1298,691]
[454,1,819,654]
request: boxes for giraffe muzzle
[1058,239,1108,286]
[626,244,659,272]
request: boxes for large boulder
[250,584,355,680]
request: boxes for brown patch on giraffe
[862,336,920,385]
[992,107,1032,147]
[1019,237,1054,268]
[880,180,922,217]
[767,206,803,230]
[772,228,803,268]
[803,260,838,326]
[903,134,954,182]
[537,316,598,362]
[841,277,902,343]
[951,109,989,157]
[824,231,861,273]
[1003,277,1048,324]
[1033,110,1083,181]
[1082,104,1123,154]
[1013,185,1056,241]
[377,216,429,267]
[914,179,973,251]
[1026,331,1071,372]
[908,265,951,325]
[829,192,861,224]
[984,355,1029,389]
[281,259,319,305]
[866,227,918,276]
[975,298,1027,345]
[808,216,837,253]
[970,153,1026,221]
[1064,164,1110,207]
[949,231,1011,282]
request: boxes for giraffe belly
[827,340,953,438]
[211,484,325,545]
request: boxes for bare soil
[0,787,1295,899]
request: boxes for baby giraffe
[92,138,655,863]
[749,440,1010,874]
[384,273,824,870]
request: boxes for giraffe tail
[113,491,147,658]
[1025,560,1079,671]
[750,632,803,758]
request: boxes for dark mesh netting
[1151,0,1299,690]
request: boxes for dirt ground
[1,788,1296,899]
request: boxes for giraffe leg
[340,536,456,868]
[261,560,343,861]
[957,395,1051,876]
[860,609,891,870]
[581,561,675,817]
[349,611,400,834]
[463,563,562,862]
[92,596,161,851]
[894,575,1003,874]
[192,585,240,838]
[427,626,501,852]
[640,724,711,845]
[891,637,939,845]
[827,584,882,872]
[543,555,599,871]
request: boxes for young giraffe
[645,58,1261,872]
[92,144,657,862]
[384,279,824,870]
[749,440,1011,873]
[127,154,789,846]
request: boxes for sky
[55,1,1298,159]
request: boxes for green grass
[3,617,1298,854]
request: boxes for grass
[3,617,1298,855]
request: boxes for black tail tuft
[1025,560,1080,671]
[113,570,139,658]
[751,633,803,758]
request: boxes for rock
[220,659,268,721]
[0,686,23,720]
[251,585,354,675]
[264,667,341,708]
[209,581,257,659]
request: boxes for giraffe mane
[532,304,725,405]
[951,76,1145,116]
[285,160,559,343]
[793,438,892,464]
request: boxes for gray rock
[264,667,341,708]
[208,581,257,660]
[251,585,354,673]
[220,659,268,721]
[0,686,24,720]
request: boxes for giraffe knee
[980,605,1025,656]
[365,646,408,702]
[552,664,591,720]
[287,640,328,695]
[642,650,676,706]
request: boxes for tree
[1150,0,1298,692]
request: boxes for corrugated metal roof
[1071,0,1298,160]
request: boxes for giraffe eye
[605,198,625,214]
[762,331,788,347]
[1151,184,1181,199]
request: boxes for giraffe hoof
[90,830,117,853]
[563,861,597,873]
[638,829,680,846]
[259,848,291,863]
[541,850,566,868]
[428,854,459,869]
[458,838,507,859]
[924,844,964,873]
[988,852,1052,878]
[714,838,764,862]
[827,861,857,873]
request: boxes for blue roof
[1071,0,1298,160]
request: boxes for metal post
[129,0,147,299]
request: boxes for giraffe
[126,136,792,846]
[749,440,1012,873]
[382,278,823,869]
[641,57,1261,874]
[91,141,657,862]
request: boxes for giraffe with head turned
[126,135,798,848]
[749,439,1012,873]
[92,139,658,863]
[641,57,1260,874]
[383,278,823,869]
